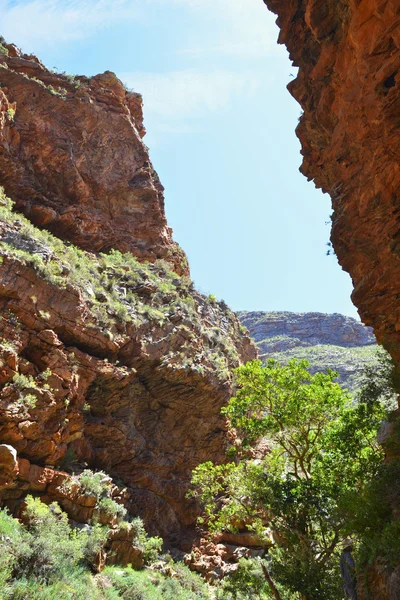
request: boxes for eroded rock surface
[0,201,255,537]
[0,42,257,541]
[263,0,400,595]
[263,0,400,363]
[0,43,187,273]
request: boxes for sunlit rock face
[0,42,257,541]
[264,0,400,364]
[0,43,187,274]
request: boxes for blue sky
[0,0,358,318]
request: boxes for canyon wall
[263,0,400,364]
[0,41,256,542]
[0,43,187,273]
[262,0,400,595]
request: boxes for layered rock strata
[0,41,257,540]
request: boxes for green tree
[190,359,386,600]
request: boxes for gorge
[0,0,399,596]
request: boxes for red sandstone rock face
[0,43,187,274]
[264,0,400,364]
[0,199,256,539]
[0,41,257,541]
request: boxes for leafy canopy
[190,359,386,600]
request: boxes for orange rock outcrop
[0,43,187,274]
[263,0,400,595]
[264,0,400,363]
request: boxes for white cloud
[0,0,277,138]
[0,0,278,58]
[120,69,264,123]
[0,0,141,50]
[172,0,278,58]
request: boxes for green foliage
[0,498,171,598]
[216,558,273,599]
[355,346,398,408]
[21,496,86,581]
[0,499,108,597]
[6,107,15,120]
[77,469,110,498]
[12,373,37,390]
[128,517,162,564]
[97,497,127,520]
[103,563,210,600]
[0,43,8,55]
[191,359,387,600]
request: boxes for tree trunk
[261,562,284,600]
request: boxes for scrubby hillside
[238,311,378,392]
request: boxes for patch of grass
[103,563,210,600]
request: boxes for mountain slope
[238,311,378,392]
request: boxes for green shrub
[12,373,37,390]
[97,497,127,520]
[103,564,210,600]
[216,558,272,600]
[20,496,85,582]
[78,470,110,498]
[7,570,104,600]
[0,500,171,599]
[129,517,162,564]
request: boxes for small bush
[12,373,37,390]
[20,496,86,582]
[129,517,162,564]
[97,497,127,521]
[78,470,110,498]
[215,558,271,600]
[103,564,209,600]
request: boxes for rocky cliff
[263,0,400,365]
[238,311,377,391]
[262,0,400,595]
[0,41,256,542]
[0,42,187,273]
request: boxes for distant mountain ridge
[237,311,378,392]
